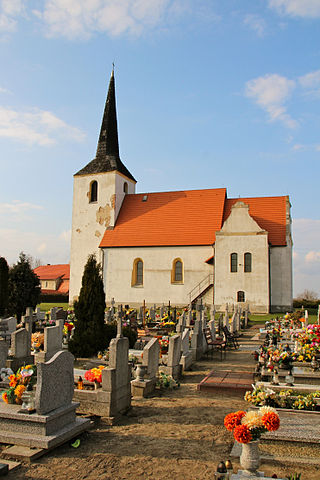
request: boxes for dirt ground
[4,326,320,480]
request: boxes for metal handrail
[188,273,213,303]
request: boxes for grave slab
[2,445,44,462]
[197,370,254,395]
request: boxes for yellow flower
[14,384,26,399]
[241,411,264,429]
[259,406,277,416]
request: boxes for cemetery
[0,297,319,479]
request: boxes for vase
[240,440,260,476]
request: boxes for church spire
[95,67,119,160]
[75,68,135,181]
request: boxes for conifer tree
[8,252,41,321]
[0,257,9,317]
[68,254,106,358]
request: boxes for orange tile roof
[100,188,227,247]
[223,196,288,246]
[34,264,70,280]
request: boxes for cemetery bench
[203,328,226,360]
[222,326,239,349]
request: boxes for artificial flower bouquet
[2,364,37,405]
[84,365,105,384]
[31,332,44,351]
[224,407,280,443]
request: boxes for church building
[69,70,293,313]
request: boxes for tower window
[171,258,183,283]
[230,253,238,273]
[123,182,128,194]
[132,258,143,286]
[244,252,252,272]
[89,181,98,203]
[237,291,245,302]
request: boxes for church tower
[69,69,136,302]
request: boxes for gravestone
[110,297,116,316]
[180,328,192,371]
[6,328,33,371]
[160,334,182,380]
[208,319,216,340]
[101,335,131,419]
[0,350,90,449]
[0,339,8,369]
[50,307,58,321]
[34,325,63,363]
[223,307,229,328]
[235,312,241,332]
[229,313,236,334]
[191,319,205,361]
[35,307,45,321]
[0,317,17,336]
[36,351,74,414]
[131,337,160,397]
[176,311,186,334]
[244,308,249,328]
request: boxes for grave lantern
[285,366,294,386]
[214,461,229,479]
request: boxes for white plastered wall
[102,245,214,306]
[69,170,135,303]
[269,198,293,312]
[214,202,269,313]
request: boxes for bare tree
[295,289,319,301]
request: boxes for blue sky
[0,0,319,297]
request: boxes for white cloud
[0,106,85,146]
[269,0,320,18]
[0,0,25,33]
[243,14,266,37]
[0,227,71,266]
[245,73,297,128]
[33,0,188,39]
[0,201,43,214]
[299,69,320,98]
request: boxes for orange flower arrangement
[261,412,280,431]
[224,411,246,431]
[233,424,252,444]
[2,392,8,404]
[224,407,280,443]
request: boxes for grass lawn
[38,302,70,312]
[249,313,317,324]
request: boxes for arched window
[132,258,143,286]
[171,258,183,283]
[230,253,238,272]
[244,252,252,272]
[89,181,98,203]
[237,291,245,302]
[123,182,128,194]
